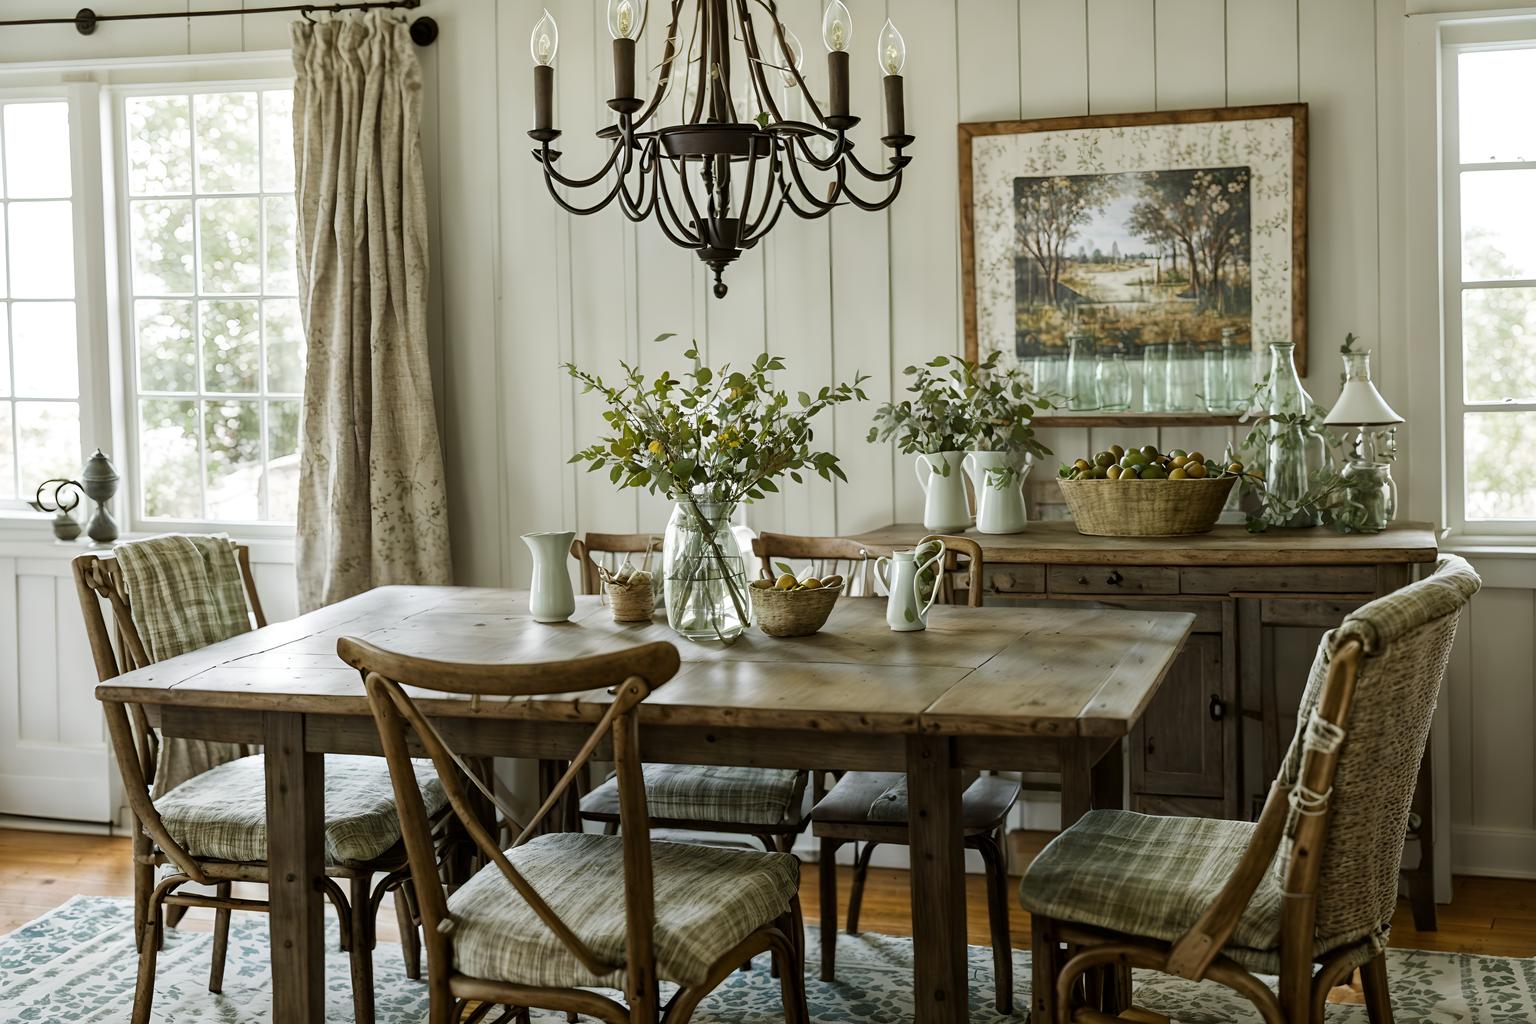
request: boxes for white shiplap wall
[0,0,1529,879]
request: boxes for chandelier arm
[790,132,853,172]
[708,0,739,123]
[656,161,706,246]
[842,144,910,184]
[781,188,838,221]
[539,166,625,217]
[733,0,789,127]
[619,140,665,221]
[740,186,789,245]
[749,0,827,125]
[536,142,626,190]
[741,143,784,234]
[834,170,907,213]
[783,144,841,213]
[687,3,708,125]
[632,0,689,128]
[673,155,713,238]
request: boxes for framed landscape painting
[959,104,1309,378]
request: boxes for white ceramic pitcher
[914,451,971,532]
[963,451,1031,535]
[875,540,946,632]
[522,530,576,623]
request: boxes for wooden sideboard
[850,521,1442,919]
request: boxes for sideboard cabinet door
[1130,631,1235,815]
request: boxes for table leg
[1061,738,1125,830]
[906,733,968,1024]
[1091,737,1125,812]
[264,712,326,1024]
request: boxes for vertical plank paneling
[17,575,58,744]
[1467,589,1536,831]
[1225,0,1298,106]
[54,577,99,747]
[1087,0,1157,114]
[887,0,958,523]
[1019,0,1089,118]
[1298,0,1377,402]
[1446,605,1473,830]
[958,0,1021,123]
[830,0,896,536]
[1154,0,1227,110]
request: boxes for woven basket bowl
[605,578,655,622]
[749,583,843,638]
[1058,475,1237,537]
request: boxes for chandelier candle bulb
[823,0,852,118]
[529,9,558,135]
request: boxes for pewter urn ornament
[79,449,121,544]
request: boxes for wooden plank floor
[4,828,1534,958]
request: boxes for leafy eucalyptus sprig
[868,353,1053,477]
[565,333,870,506]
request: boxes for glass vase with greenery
[566,334,868,642]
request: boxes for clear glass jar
[1165,340,1198,411]
[1065,330,1100,411]
[1202,351,1227,412]
[1142,342,1168,412]
[1219,327,1247,410]
[1096,354,1131,411]
[1338,461,1393,533]
[662,499,751,642]
[1263,340,1328,527]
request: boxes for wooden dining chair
[1019,556,1481,1024]
[571,531,664,595]
[809,534,1021,1012]
[76,542,441,1024]
[342,636,810,1024]
[752,532,877,596]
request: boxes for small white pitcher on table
[522,530,576,623]
[876,539,946,632]
[914,451,971,532]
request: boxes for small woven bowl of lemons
[748,569,845,638]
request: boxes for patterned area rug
[3,896,1533,1022]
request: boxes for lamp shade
[1325,378,1402,427]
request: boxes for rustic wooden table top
[96,587,1196,740]
[848,520,1440,566]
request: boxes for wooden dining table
[96,585,1195,1024]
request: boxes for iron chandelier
[528,0,913,297]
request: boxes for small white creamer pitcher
[522,530,577,623]
[875,540,946,632]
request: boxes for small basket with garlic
[748,566,845,638]
[600,561,656,623]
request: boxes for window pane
[140,398,201,518]
[204,398,260,520]
[3,103,70,199]
[201,299,260,393]
[12,302,77,399]
[15,400,78,490]
[264,298,304,393]
[136,299,196,393]
[126,95,192,195]
[1461,169,1536,281]
[1463,286,1536,403]
[267,399,300,521]
[0,405,12,499]
[262,91,295,192]
[131,199,194,294]
[264,195,297,294]
[194,92,259,194]
[7,201,74,298]
[1459,48,1536,164]
[1466,411,1536,520]
[198,197,260,293]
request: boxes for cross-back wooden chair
[342,636,809,1024]
[808,533,1020,1010]
[572,532,665,595]
[1020,555,1481,1024]
[76,545,434,1024]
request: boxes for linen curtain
[292,12,450,611]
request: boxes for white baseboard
[0,814,118,836]
[1452,825,1536,880]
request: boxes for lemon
[775,573,798,590]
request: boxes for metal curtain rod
[0,4,438,46]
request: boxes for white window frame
[0,84,114,514]
[109,78,298,539]
[1437,17,1536,539]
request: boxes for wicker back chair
[77,544,430,1024]
[1020,555,1481,1024]
[342,636,808,1024]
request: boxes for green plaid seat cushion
[155,754,446,865]
[447,832,799,989]
[1019,809,1288,971]
[582,765,802,827]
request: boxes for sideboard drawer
[1179,565,1379,595]
[984,565,1046,595]
[1048,564,1180,595]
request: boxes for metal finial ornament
[33,478,83,542]
[526,0,914,298]
[78,449,121,544]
